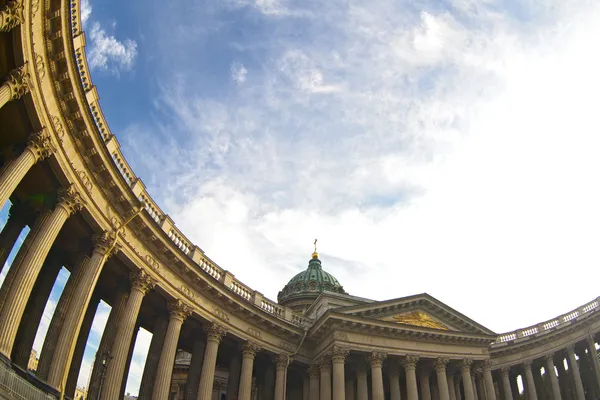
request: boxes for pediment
[334,293,496,336]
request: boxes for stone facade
[0,1,598,400]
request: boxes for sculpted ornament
[308,364,319,378]
[204,323,227,343]
[275,354,289,370]
[246,327,261,339]
[0,0,24,33]
[280,341,293,352]
[241,341,260,358]
[57,184,84,215]
[331,346,349,363]
[435,357,449,371]
[460,358,473,372]
[368,351,387,368]
[213,307,230,322]
[34,53,45,79]
[27,130,55,162]
[130,270,156,295]
[4,64,29,100]
[402,355,419,370]
[92,230,119,257]
[168,299,192,322]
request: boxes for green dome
[277,254,347,305]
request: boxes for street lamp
[97,351,113,400]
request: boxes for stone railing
[66,0,309,327]
[492,297,600,347]
[0,361,56,400]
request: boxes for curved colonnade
[0,0,597,399]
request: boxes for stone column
[65,294,100,398]
[566,345,585,400]
[587,335,600,394]
[37,255,89,379]
[101,271,155,400]
[389,362,401,400]
[139,315,169,399]
[274,354,289,400]
[86,289,129,400]
[460,359,475,400]
[0,0,25,32]
[454,376,461,400]
[153,300,191,400]
[420,368,432,400]
[369,351,386,400]
[11,251,62,368]
[545,354,562,400]
[121,325,139,399]
[309,364,320,400]
[0,185,82,358]
[522,360,538,400]
[226,350,242,400]
[197,323,227,400]
[0,65,29,110]
[403,356,419,400]
[0,130,54,210]
[319,355,332,400]
[435,358,450,400]
[345,377,355,400]
[356,362,368,400]
[482,361,497,400]
[332,347,348,400]
[447,371,456,400]
[475,373,485,400]
[47,231,119,391]
[185,337,205,400]
[237,342,259,400]
[0,202,27,275]
[500,368,513,400]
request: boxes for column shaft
[546,356,562,400]
[566,346,585,400]
[404,363,419,400]
[37,255,89,379]
[185,338,205,400]
[345,378,355,400]
[356,366,368,400]
[101,272,154,400]
[483,368,497,400]
[11,252,61,368]
[309,365,320,400]
[152,301,189,400]
[389,366,401,400]
[370,353,386,400]
[447,373,456,400]
[420,372,432,400]
[320,362,331,400]
[139,316,169,399]
[197,324,225,400]
[523,362,538,400]
[0,196,76,358]
[86,290,128,400]
[48,235,115,390]
[0,66,29,109]
[461,361,475,400]
[0,148,36,210]
[238,343,259,400]
[0,204,27,276]
[274,355,288,400]
[501,369,513,400]
[65,295,100,398]
[227,353,242,400]
[435,360,450,400]
[332,349,347,400]
[587,335,600,394]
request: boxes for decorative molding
[331,345,349,363]
[435,357,449,371]
[51,115,65,143]
[74,167,93,193]
[368,351,387,368]
[241,341,260,358]
[402,355,419,370]
[213,307,230,322]
[34,52,45,79]
[280,341,293,352]
[92,230,119,257]
[333,331,349,341]
[275,354,289,370]
[144,254,160,272]
[130,270,156,295]
[246,327,261,339]
[57,184,84,215]
[27,129,55,161]
[168,299,192,322]
[204,323,227,343]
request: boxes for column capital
[26,130,55,162]
[130,270,155,295]
[402,355,419,370]
[522,359,533,369]
[544,352,555,362]
[275,354,289,370]
[308,363,319,378]
[481,358,492,371]
[204,322,227,343]
[331,345,349,363]
[368,351,387,368]
[566,343,576,353]
[92,230,119,257]
[318,354,332,371]
[0,0,24,32]
[435,357,449,372]
[500,367,510,376]
[241,341,260,359]
[57,184,85,215]
[168,299,192,322]
[460,358,473,373]
[3,64,29,100]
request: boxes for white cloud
[123,0,600,334]
[80,0,91,26]
[231,62,248,84]
[87,22,137,73]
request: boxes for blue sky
[3,0,600,396]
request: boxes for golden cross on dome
[312,239,319,258]
[314,238,317,252]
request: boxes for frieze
[333,331,349,341]
[280,342,294,352]
[179,285,195,300]
[51,115,65,143]
[72,167,93,193]
[144,254,160,271]
[34,52,45,78]
[213,307,230,322]
[31,0,40,19]
[246,327,261,339]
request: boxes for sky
[3,0,600,396]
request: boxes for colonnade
[492,334,600,400]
